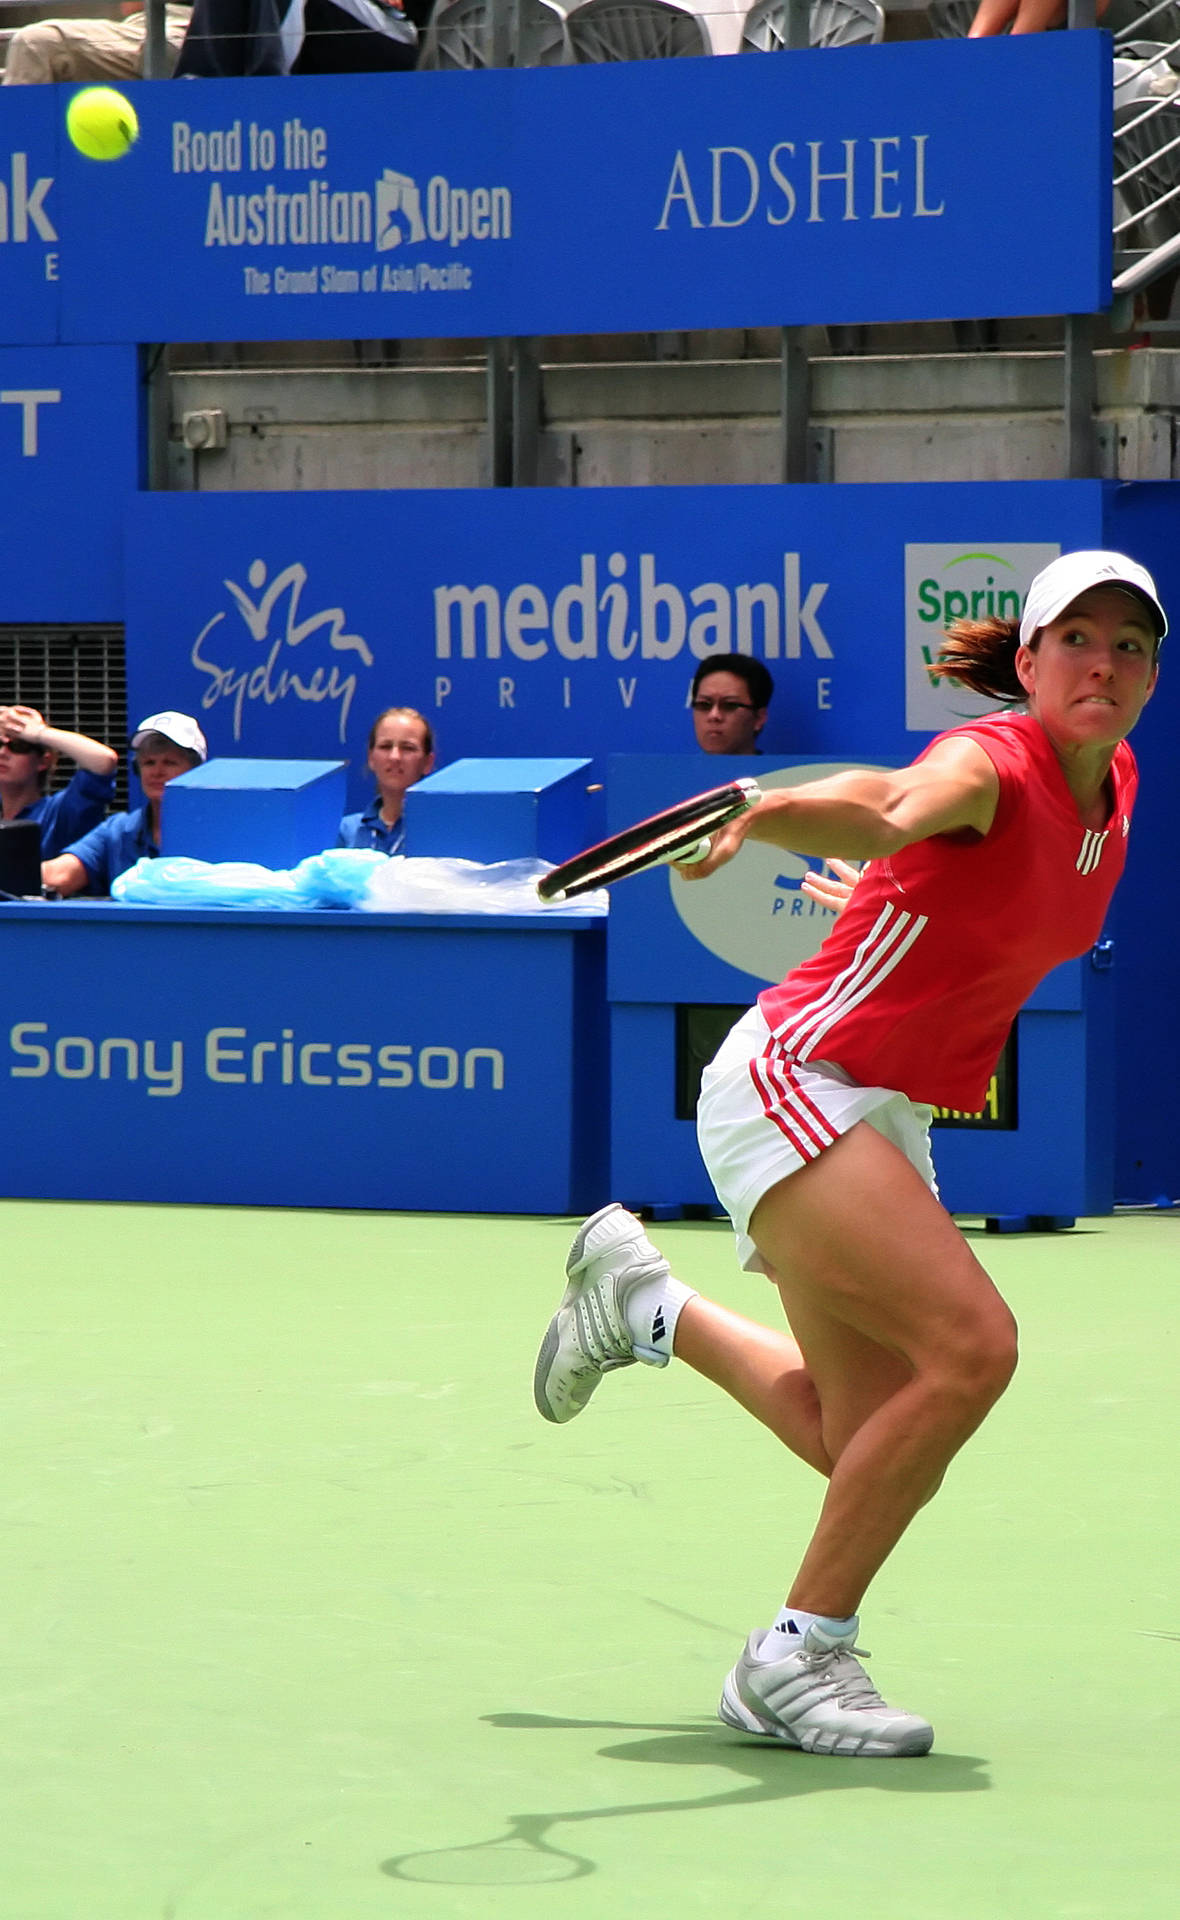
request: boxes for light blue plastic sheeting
[111,849,387,910]
[361,857,607,915]
[110,851,608,913]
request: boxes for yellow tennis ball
[66,87,139,162]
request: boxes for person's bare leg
[747,1122,1018,1619]
[672,1295,832,1476]
[969,0,1105,32]
[968,0,1025,35]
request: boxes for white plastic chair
[741,0,884,47]
[565,0,711,62]
[418,0,570,66]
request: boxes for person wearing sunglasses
[0,705,117,859]
[690,655,774,755]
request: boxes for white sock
[622,1272,696,1368]
[758,1607,858,1660]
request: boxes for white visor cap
[131,711,208,762]
[1019,550,1167,648]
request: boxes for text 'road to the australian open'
[173,116,510,299]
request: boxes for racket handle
[665,835,712,868]
[671,780,760,864]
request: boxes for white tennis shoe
[718,1619,934,1758]
[533,1204,672,1424]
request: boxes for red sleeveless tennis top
[756,713,1138,1111]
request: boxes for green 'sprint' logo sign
[914,563,1025,640]
[903,542,1059,733]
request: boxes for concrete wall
[167,345,1180,492]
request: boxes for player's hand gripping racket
[536,777,762,902]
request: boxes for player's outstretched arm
[676,738,999,881]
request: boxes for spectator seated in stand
[0,705,117,859]
[690,654,774,755]
[173,0,417,76]
[2,3,192,83]
[41,710,207,898]
[967,0,1108,32]
[691,659,861,912]
[337,706,434,857]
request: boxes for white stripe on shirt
[770,904,929,1063]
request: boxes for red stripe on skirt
[763,1040,840,1147]
[748,1046,834,1160]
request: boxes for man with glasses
[690,655,774,756]
[0,705,117,859]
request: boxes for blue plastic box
[405,758,603,863]
[163,759,348,868]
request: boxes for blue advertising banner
[0,903,606,1213]
[1093,483,1180,1204]
[124,479,1104,809]
[0,88,59,345]
[66,475,1180,1206]
[0,35,1111,346]
[0,344,140,619]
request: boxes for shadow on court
[381,1713,989,1885]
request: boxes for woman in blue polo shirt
[0,705,117,859]
[41,711,207,897]
[337,707,435,858]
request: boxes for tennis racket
[537,777,762,902]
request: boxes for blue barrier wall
[0,40,1109,342]
[0,343,139,619]
[0,902,607,1212]
[124,479,1104,796]
[3,446,1176,1203]
[120,481,1180,1205]
[1103,485,1180,1203]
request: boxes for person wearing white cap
[533,550,1163,1760]
[797,549,1169,919]
[41,711,208,898]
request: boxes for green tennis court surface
[2,1200,1176,1918]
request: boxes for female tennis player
[534,549,1165,1758]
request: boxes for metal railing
[1111,2,1180,303]
[128,0,824,72]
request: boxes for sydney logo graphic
[189,558,375,743]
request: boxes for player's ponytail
[928,617,1025,702]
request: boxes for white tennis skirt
[696,1005,938,1274]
